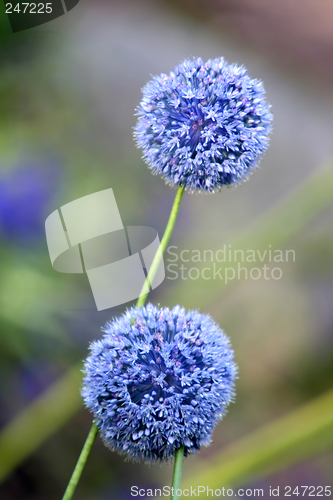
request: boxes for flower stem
[136,184,185,308]
[171,446,185,500]
[61,423,98,500]
[61,185,185,500]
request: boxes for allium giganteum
[134,57,272,192]
[66,56,273,498]
[82,304,237,462]
[78,56,272,472]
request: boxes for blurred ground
[0,1,333,498]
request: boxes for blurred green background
[0,0,333,498]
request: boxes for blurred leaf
[0,258,75,340]
[182,388,333,492]
[0,262,54,325]
[0,2,12,40]
[0,362,82,483]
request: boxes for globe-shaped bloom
[0,161,60,242]
[134,57,272,192]
[82,304,237,463]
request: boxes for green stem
[61,185,185,500]
[137,186,185,499]
[171,446,185,500]
[136,185,184,308]
[62,423,98,500]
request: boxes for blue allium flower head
[0,160,60,242]
[134,57,272,192]
[82,304,237,463]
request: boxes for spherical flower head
[82,304,237,463]
[0,160,60,242]
[134,57,272,192]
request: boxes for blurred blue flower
[0,161,59,242]
[82,304,237,463]
[134,57,272,192]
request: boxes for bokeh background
[0,0,333,498]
